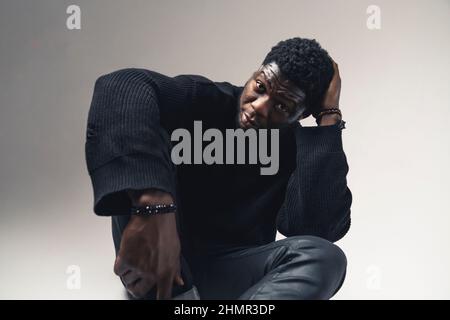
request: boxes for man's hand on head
[317,60,342,126]
[113,189,184,300]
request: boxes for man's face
[238,62,306,129]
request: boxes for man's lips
[242,112,257,128]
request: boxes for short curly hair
[262,37,334,118]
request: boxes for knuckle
[128,289,142,299]
[113,260,121,275]
[127,283,144,298]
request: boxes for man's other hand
[113,190,184,299]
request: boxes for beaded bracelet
[315,108,342,125]
[130,203,177,216]
[316,108,342,119]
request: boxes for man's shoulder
[93,68,154,94]
[93,68,243,112]
[175,74,243,101]
[95,68,242,95]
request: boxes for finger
[128,277,155,299]
[329,56,337,66]
[122,270,141,286]
[113,256,130,277]
[332,60,339,75]
[174,263,184,286]
[126,278,143,299]
[156,275,174,300]
[174,273,184,286]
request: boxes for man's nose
[251,95,272,118]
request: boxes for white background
[0,0,449,299]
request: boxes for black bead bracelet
[130,203,177,216]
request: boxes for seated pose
[85,37,352,300]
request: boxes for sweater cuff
[295,121,344,154]
[89,153,176,216]
[298,214,351,243]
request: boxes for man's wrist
[318,113,341,126]
[127,188,174,207]
[131,203,177,216]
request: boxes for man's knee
[284,235,347,292]
[302,236,346,272]
[286,235,346,265]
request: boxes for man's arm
[277,61,352,242]
[85,69,194,299]
[85,69,182,215]
[276,122,352,242]
[85,68,237,215]
[85,68,238,299]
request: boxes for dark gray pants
[112,215,347,300]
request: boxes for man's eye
[275,104,289,114]
[255,80,266,93]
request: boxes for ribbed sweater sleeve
[85,68,197,216]
[276,123,352,242]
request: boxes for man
[85,37,352,300]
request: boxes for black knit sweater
[85,68,352,254]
